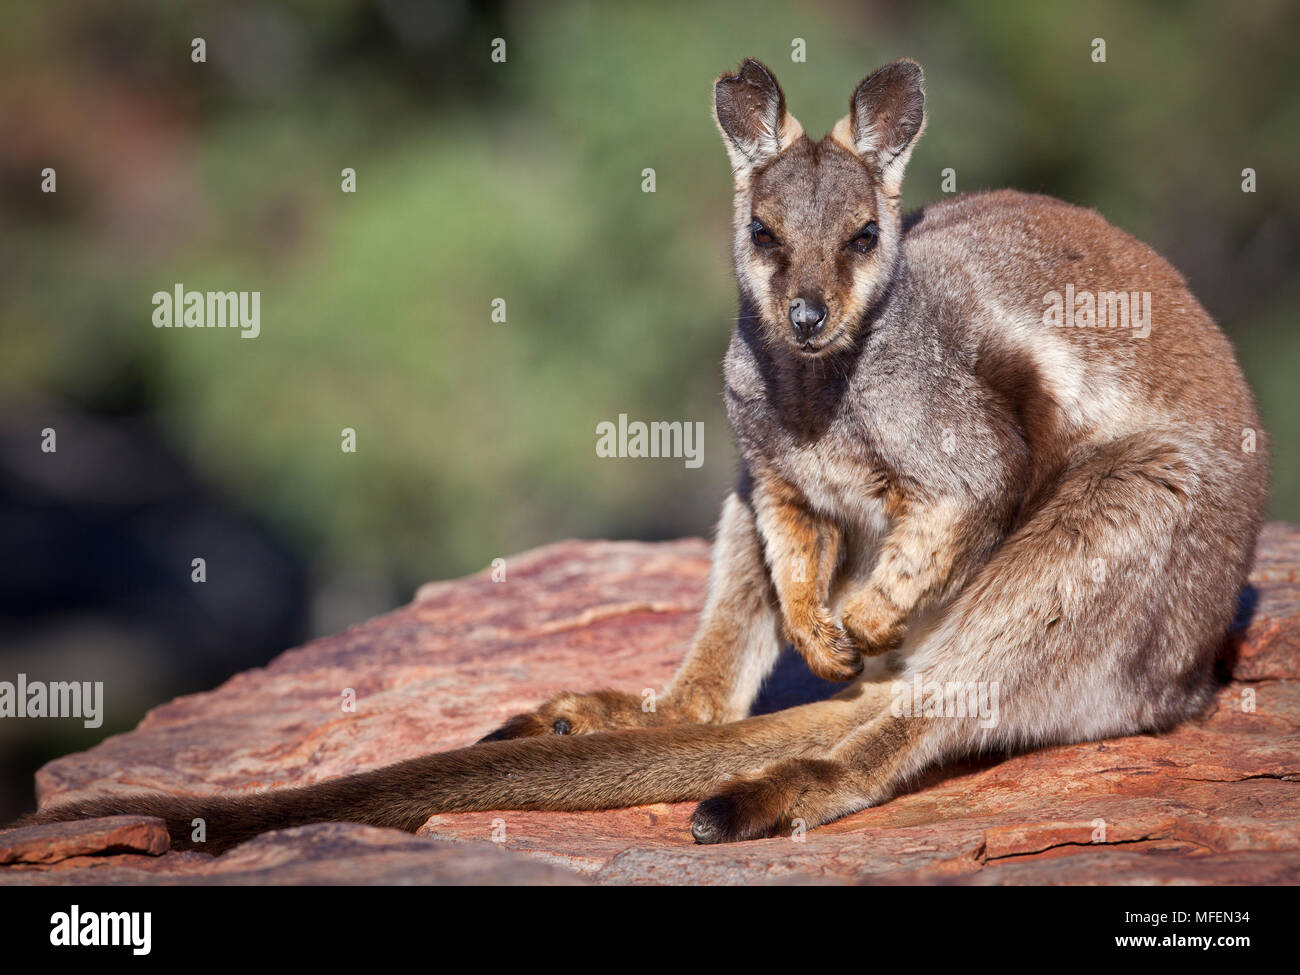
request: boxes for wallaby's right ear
[713,59,803,181]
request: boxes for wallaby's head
[714,58,925,357]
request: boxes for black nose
[789,298,828,342]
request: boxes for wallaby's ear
[839,59,925,194]
[714,59,804,180]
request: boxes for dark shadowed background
[2,0,1297,820]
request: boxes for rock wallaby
[16,59,1269,850]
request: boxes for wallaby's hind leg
[692,433,1260,843]
[25,685,893,854]
[690,711,925,844]
[480,492,783,739]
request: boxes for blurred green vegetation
[3,0,1298,634]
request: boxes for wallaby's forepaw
[840,595,905,656]
[690,758,843,844]
[476,690,656,742]
[788,612,864,682]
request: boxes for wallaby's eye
[849,221,879,254]
[750,218,778,248]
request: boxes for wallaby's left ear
[838,59,926,194]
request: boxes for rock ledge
[2,527,1297,885]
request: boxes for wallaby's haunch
[18,59,1269,850]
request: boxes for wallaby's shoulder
[901,188,1180,287]
[904,189,1115,248]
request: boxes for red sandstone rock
[3,526,1298,885]
[0,815,169,864]
[0,824,586,885]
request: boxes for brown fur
[13,58,1269,849]
[752,469,862,680]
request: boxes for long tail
[12,699,857,854]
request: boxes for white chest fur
[779,440,892,538]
